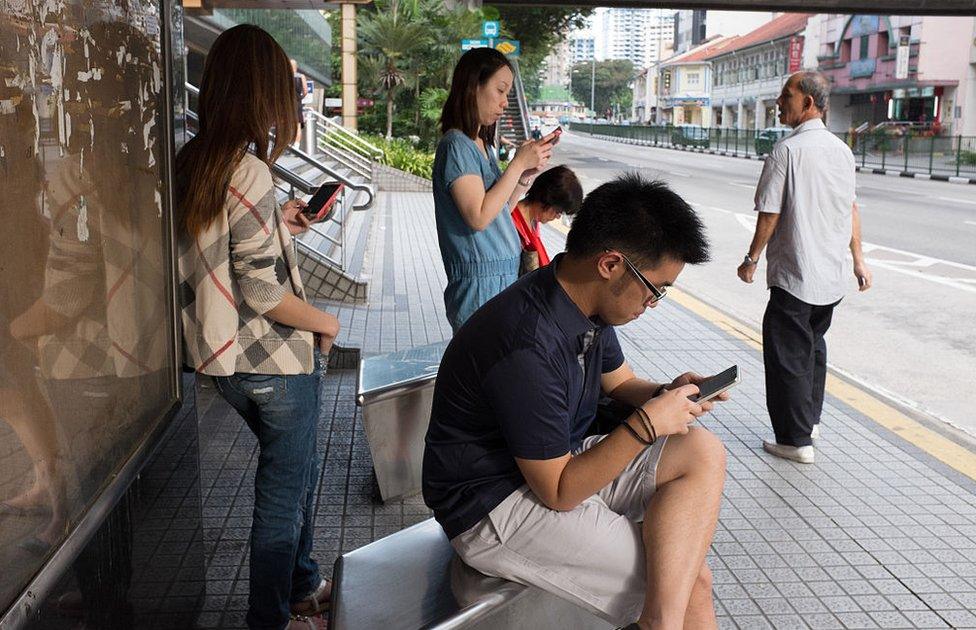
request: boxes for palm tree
[359,1,429,138]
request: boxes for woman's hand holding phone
[513,135,554,181]
[281,199,311,236]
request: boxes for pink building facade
[814,14,976,136]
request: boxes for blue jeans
[214,353,325,630]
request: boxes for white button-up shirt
[754,118,856,305]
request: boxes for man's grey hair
[795,72,830,112]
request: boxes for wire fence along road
[570,122,976,180]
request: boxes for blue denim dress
[432,130,520,331]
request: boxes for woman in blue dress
[433,48,555,332]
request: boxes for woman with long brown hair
[176,24,337,630]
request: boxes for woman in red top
[511,165,583,274]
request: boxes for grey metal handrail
[312,126,374,181]
[285,144,374,211]
[307,108,383,161]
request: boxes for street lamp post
[590,55,595,118]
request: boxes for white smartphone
[689,365,739,403]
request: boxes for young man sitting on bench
[422,173,728,630]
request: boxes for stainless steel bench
[329,518,612,629]
[356,341,449,502]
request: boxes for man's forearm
[608,377,666,408]
[747,212,780,259]
[549,418,650,510]
[850,202,865,263]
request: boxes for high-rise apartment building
[565,8,675,70]
[569,34,596,64]
[590,8,675,68]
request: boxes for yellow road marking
[545,219,976,480]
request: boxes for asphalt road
[552,131,976,437]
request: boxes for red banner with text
[788,36,804,73]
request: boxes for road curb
[853,166,976,184]
[585,133,976,184]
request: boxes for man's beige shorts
[451,434,669,626]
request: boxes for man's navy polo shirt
[422,254,625,539]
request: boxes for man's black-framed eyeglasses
[606,249,667,305]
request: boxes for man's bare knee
[695,563,713,593]
[685,427,727,481]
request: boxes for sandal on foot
[287,613,326,629]
[290,578,331,616]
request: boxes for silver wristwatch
[743,254,758,266]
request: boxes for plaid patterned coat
[178,154,314,376]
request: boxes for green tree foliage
[347,2,591,144]
[570,59,634,118]
[358,1,430,138]
[419,87,448,125]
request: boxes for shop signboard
[788,36,804,73]
[895,35,910,80]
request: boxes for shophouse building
[656,36,737,126]
[814,14,976,135]
[708,13,812,130]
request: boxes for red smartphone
[302,182,344,223]
[544,126,563,145]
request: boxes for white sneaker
[811,424,821,440]
[763,440,815,464]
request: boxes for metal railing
[307,114,375,182]
[307,108,384,166]
[570,122,976,179]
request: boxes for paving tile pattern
[195,191,976,629]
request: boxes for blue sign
[482,20,500,38]
[849,57,877,79]
[461,38,489,51]
[494,39,521,58]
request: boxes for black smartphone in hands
[688,365,739,403]
[301,182,344,223]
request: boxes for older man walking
[738,72,872,464]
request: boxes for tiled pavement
[196,190,976,629]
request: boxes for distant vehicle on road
[755,126,793,155]
[671,124,709,148]
[543,116,559,127]
[528,115,542,129]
